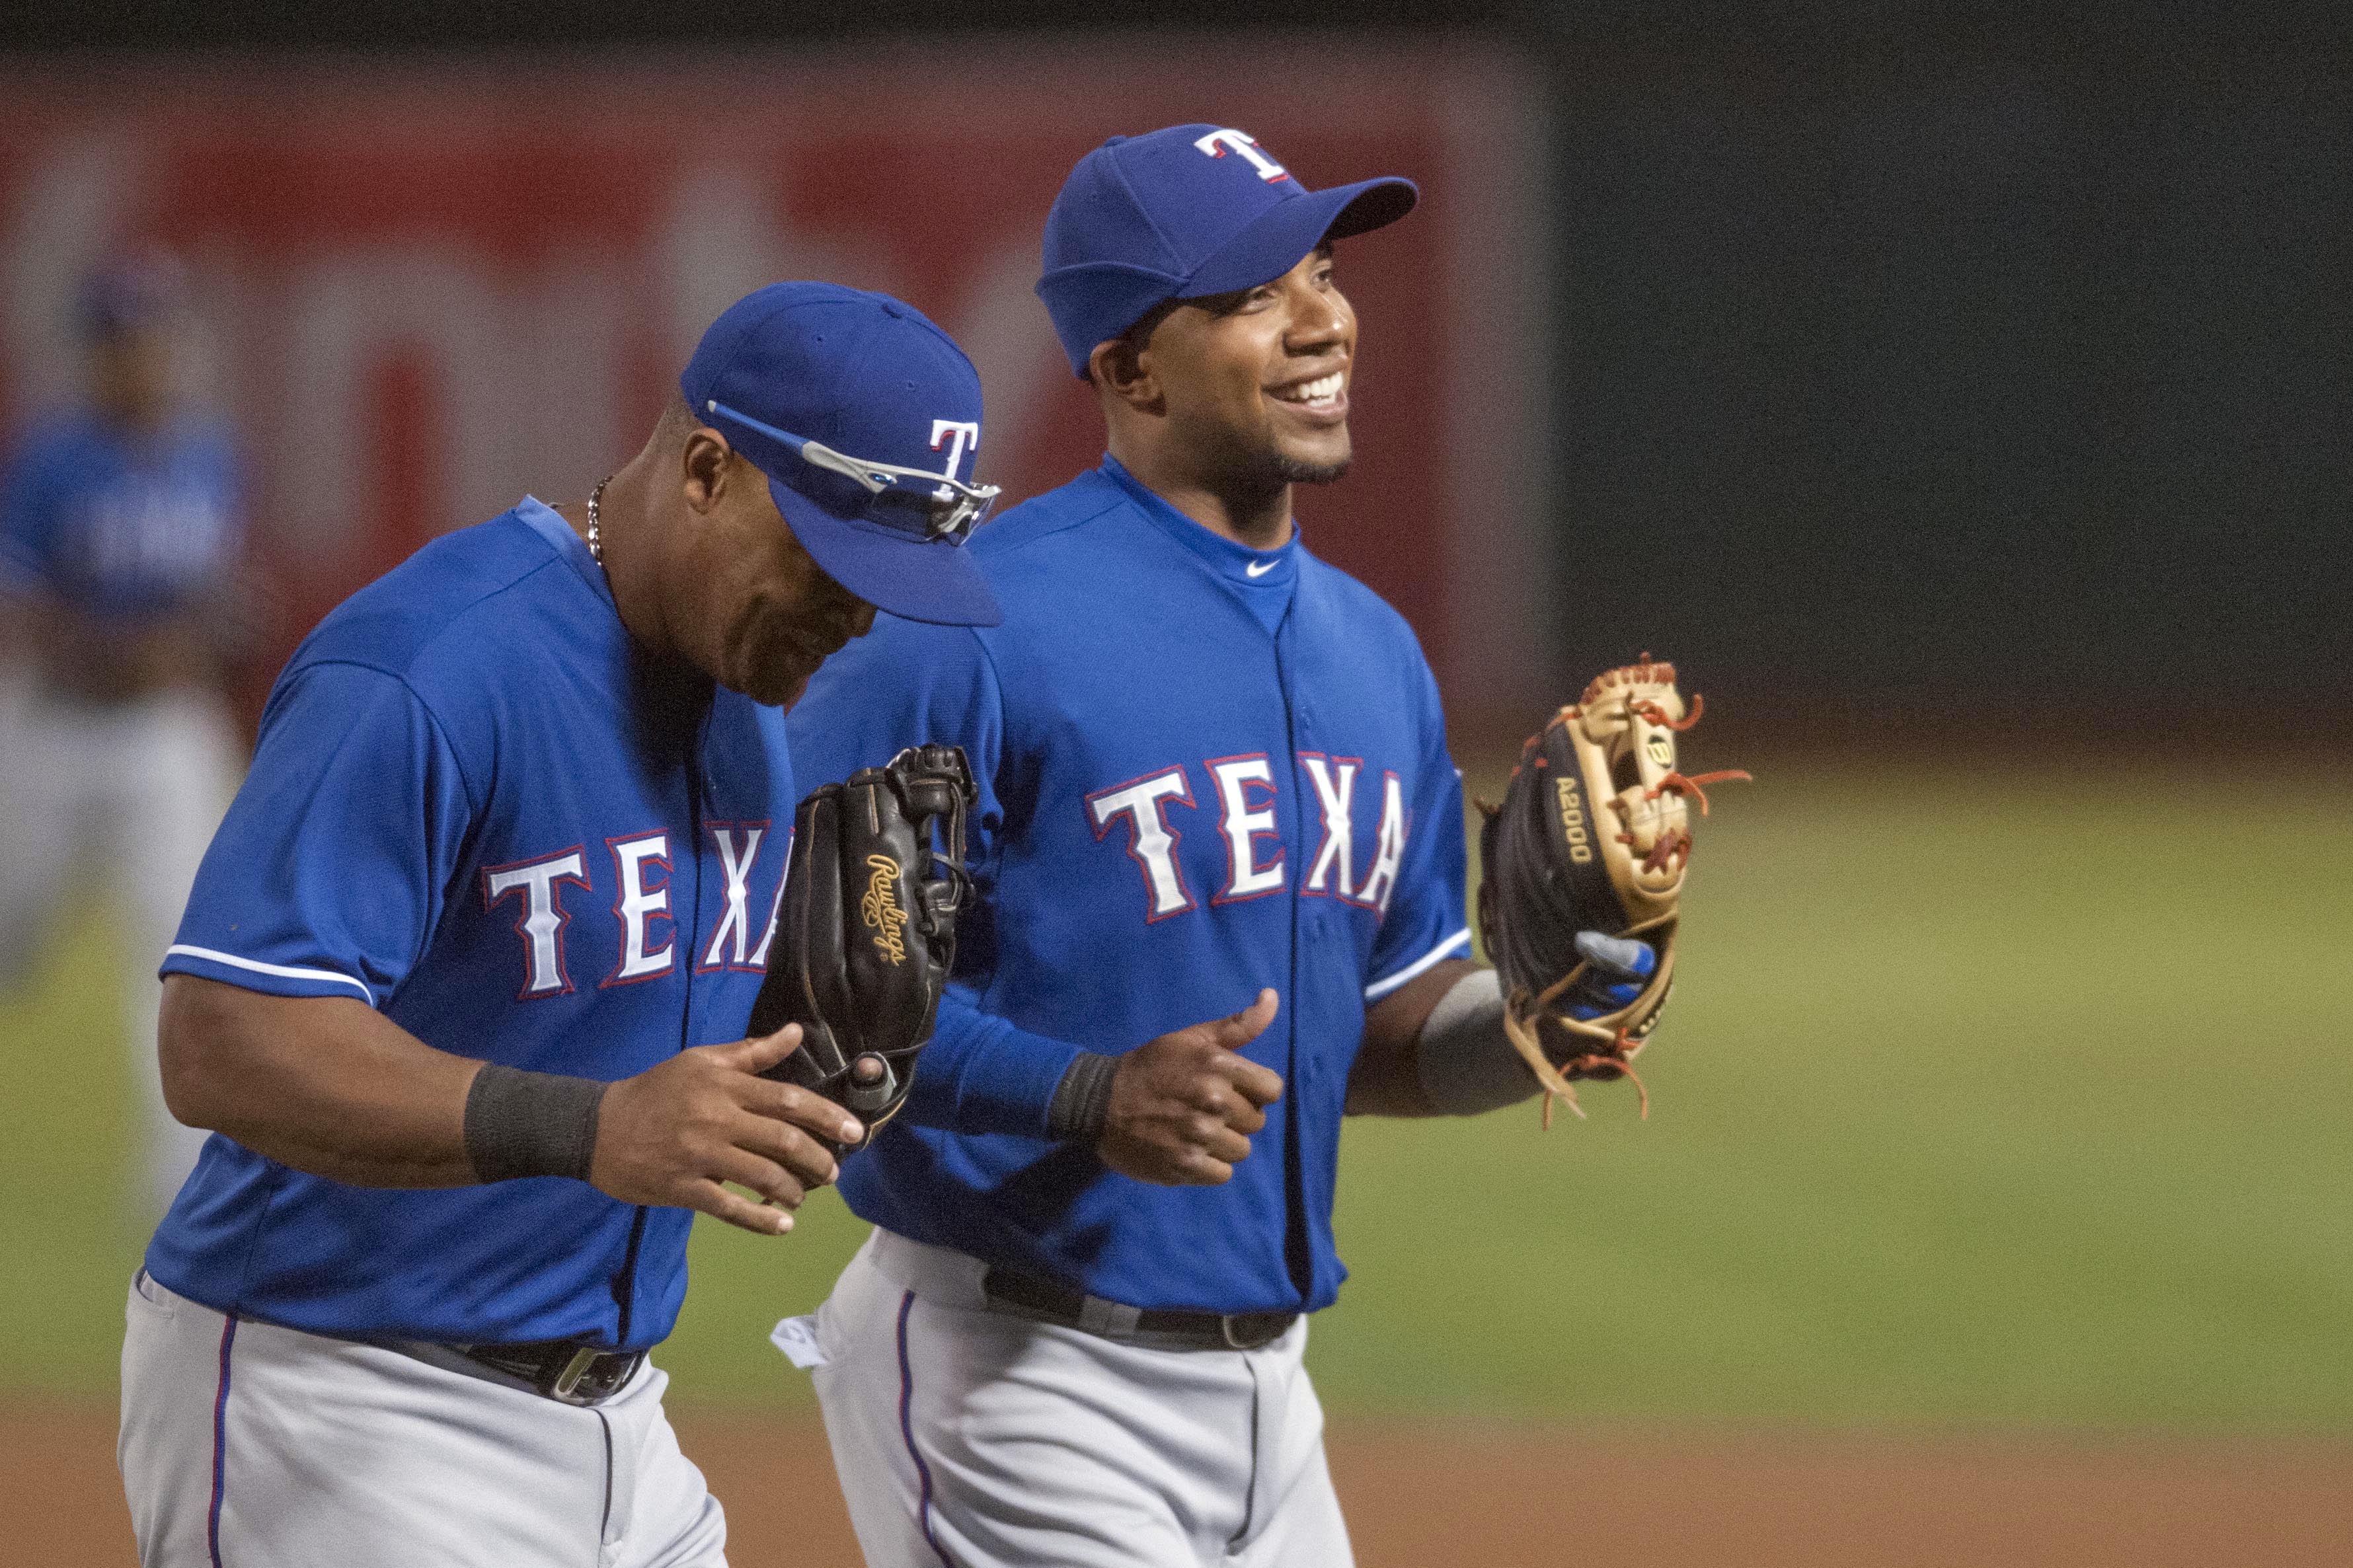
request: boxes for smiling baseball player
[117,283,1002,1568]
[774,128,1650,1567]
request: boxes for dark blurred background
[11,1,2347,751]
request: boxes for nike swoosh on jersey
[1245,559,1277,578]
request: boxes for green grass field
[5,763,2348,1433]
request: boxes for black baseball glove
[749,743,976,1156]
[1479,657,1748,1125]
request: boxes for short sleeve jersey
[0,412,241,619]
[145,500,796,1351]
[785,460,1469,1315]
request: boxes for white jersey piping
[165,945,377,1006]
[1362,927,1472,1001]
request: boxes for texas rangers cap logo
[1192,128,1290,184]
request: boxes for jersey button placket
[1274,639,1315,1106]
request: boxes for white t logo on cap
[930,420,981,479]
[1193,129,1290,184]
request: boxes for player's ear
[1089,336,1160,414]
[679,426,734,516]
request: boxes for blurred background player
[0,253,251,1215]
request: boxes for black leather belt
[455,1340,646,1407]
[981,1267,1297,1352]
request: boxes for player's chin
[726,624,823,708]
[746,667,814,710]
[736,648,819,709]
[1256,413,1352,482]
[1264,437,1353,487]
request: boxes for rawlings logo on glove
[861,854,911,964]
[1479,656,1749,1125]
[750,744,977,1156]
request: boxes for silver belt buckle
[549,1346,603,1405]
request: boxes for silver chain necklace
[586,476,611,566]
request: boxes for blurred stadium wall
[3,9,2346,750]
[1539,32,2352,755]
[0,50,1559,737]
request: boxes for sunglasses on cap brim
[700,399,1000,544]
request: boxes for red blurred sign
[0,50,1552,729]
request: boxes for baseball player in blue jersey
[0,256,250,1213]
[118,282,1003,1568]
[775,129,1652,1567]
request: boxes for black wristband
[463,1063,608,1183]
[1044,1052,1120,1143]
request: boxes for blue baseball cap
[680,282,1003,627]
[1035,125,1418,377]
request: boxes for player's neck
[1162,485,1293,553]
[1110,442,1292,552]
[553,467,680,661]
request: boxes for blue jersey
[0,412,241,620]
[146,499,796,1351]
[786,459,1469,1315]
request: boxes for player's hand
[1559,934,1657,1082]
[590,1025,866,1235]
[1097,990,1284,1187]
[1566,933,1655,1021]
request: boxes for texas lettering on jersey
[1085,751,1408,922]
[481,825,790,999]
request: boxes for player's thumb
[724,1022,804,1075]
[1213,989,1280,1047]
